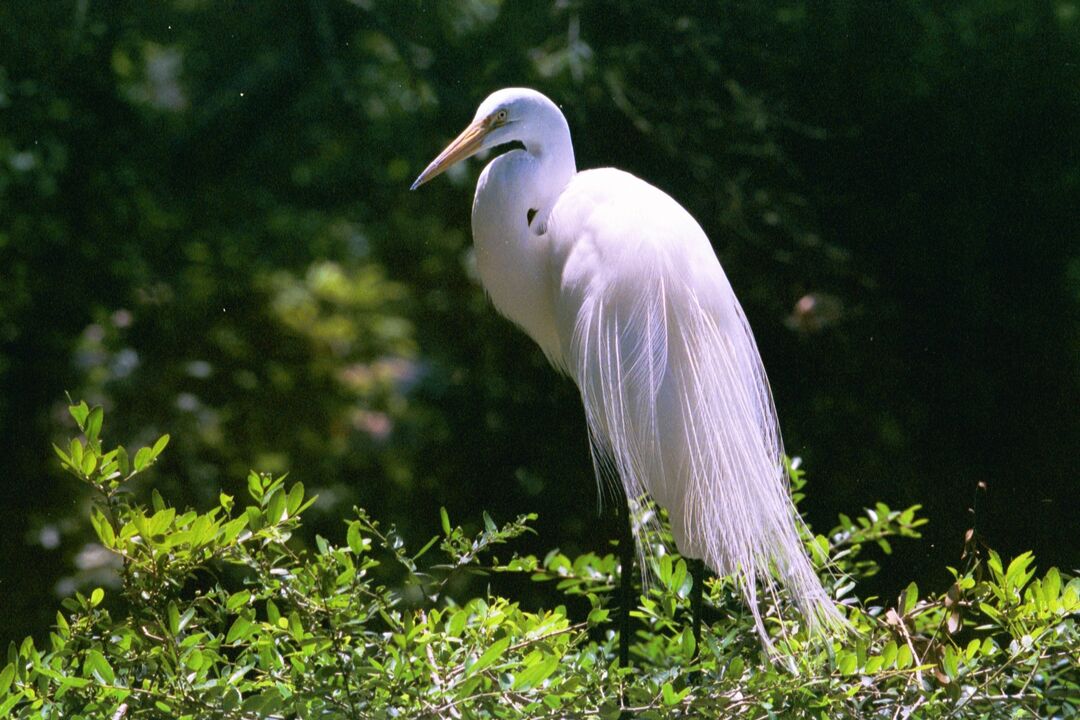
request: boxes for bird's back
[549,167,759,523]
[548,169,731,311]
[547,167,840,640]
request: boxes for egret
[412,88,842,664]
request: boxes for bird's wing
[548,168,842,641]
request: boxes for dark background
[1,1,1077,644]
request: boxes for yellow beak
[410,118,490,190]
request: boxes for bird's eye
[494,109,508,124]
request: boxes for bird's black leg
[618,495,634,671]
[690,558,705,684]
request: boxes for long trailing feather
[568,241,843,646]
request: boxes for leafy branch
[1,404,1076,719]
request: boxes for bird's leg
[618,495,634,671]
[616,495,635,719]
[689,558,705,683]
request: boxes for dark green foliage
[3,406,1075,718]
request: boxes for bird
[411,88,842,664]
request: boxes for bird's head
[410,88,559,190]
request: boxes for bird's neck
[522,129,576,219]
[471,134,575,366]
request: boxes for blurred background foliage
[0,0,1077,643]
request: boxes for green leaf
[227,591,251,612]
[465,635,510,678]
[838,651,858,675]
[84,649,115,684]
[185,648,204,671]
[346,522,365,555]
[411,534,439,561]
[1043,567,1061,603]
[1005,551,1035,593]
[116,445,130,476]
[85,406,104,444]
[54,674,91,695]
[68,401,90,430]
[220,516,248,545]
[245,507,264,531]
[902,582,918,615]
[177,607,196,634]
[226,616,254,644]
[513,654,558,690]
[133,446,152,472]
[658,554,673,587]
[247,471,264,501]
[440,507,451,536]
[151,433,170,459]
[81,450,97,477]
[286,482,304,516]
[895,644,913,670]
[680,626,696,659]
[942,646,959,679]
[52,443,73,467]
[90,588,104,608]
[69,438,84,470]
[671,558,688,594]
[660,681,689,706]
[168,602,181,635]
[979,602,1005,625]
[447,610,467,637]
[880,641,898,668]
[0,662,14,695]
[266,489,286,523]
[149,508,176,536]
[90,507,115,547]
[132,511,151,540]
[288,612,304,641]
[987,550,1004,582]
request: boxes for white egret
[412,88,842,661]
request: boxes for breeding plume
[412,88,841,652]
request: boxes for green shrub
[2,404,1076,718]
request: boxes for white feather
[546,168,842,642]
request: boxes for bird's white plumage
[415,88,842,643]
